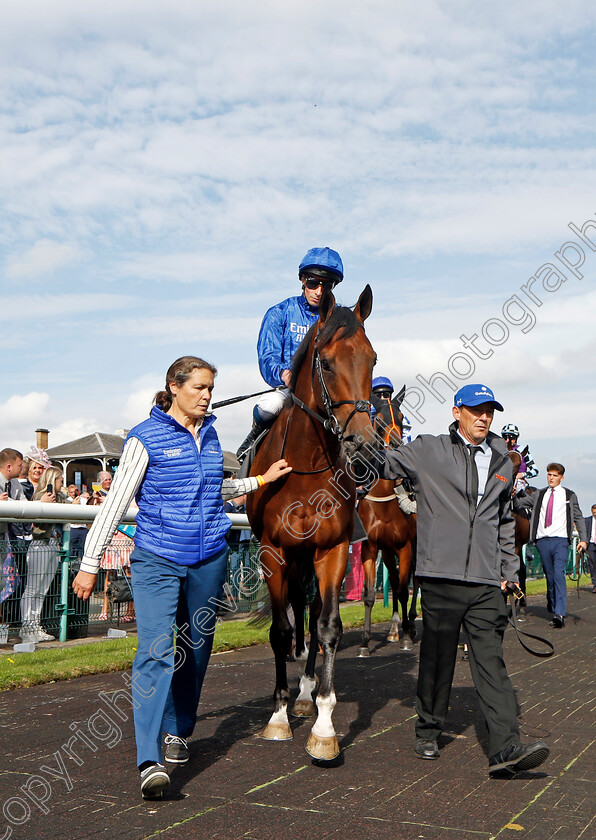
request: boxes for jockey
[501,423,538,495]
[236,246,344,461]
[370,376,416,515]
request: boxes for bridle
[290,343,371,445]
[373,399,404,450]
[284,336,372,475]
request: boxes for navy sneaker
[140,763,169,799]
[164,734,189,764]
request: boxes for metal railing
[3,502,584,647]
[0,501,251,644]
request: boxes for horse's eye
[321,359,331,372]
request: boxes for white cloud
[122,387,157,428]
[0,0,595,506]
[0,392,50,428]
[4,239,84,281]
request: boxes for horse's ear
[508,450,522,482]
[354,284,373,322]
[319,286,336,323]
[394,385,406,406]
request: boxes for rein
[279,406,341,475]
[507,594,554,658]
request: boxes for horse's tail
[247,590,272,628]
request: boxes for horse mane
[289,305,362,392]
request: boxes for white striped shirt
[80,432,258,575]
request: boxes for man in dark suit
[381,383,550,776]
[583,505,596,594]
[529,463,587,627]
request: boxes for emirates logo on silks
[496,474,507,482]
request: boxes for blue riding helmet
[372,376,394,393]
[299,247,344,283]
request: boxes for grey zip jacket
[381,422,518,586]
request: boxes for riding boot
[236,416,269,463]
[394,481,417,515]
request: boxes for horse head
[291,284,376,462]
[371,383,406,450]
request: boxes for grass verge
[0,576,588,692]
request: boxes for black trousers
[415,579,519,758]
[585,543,596,586]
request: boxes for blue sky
[1,0,596,509]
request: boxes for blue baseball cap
[454,384,504,412]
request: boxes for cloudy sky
[1,0,596,508]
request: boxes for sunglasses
[303,275,336,291]
[374,390,393,399]
[502,435,518,441]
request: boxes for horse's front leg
[305,543,347,761]
[359,539,377,657]
[261,564,293,742]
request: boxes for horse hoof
[387,633,400,643]
[261,722,293,741]
[400,639,413,652]
[305,732,339,761]
[291,699,316,718]
[358,647,370,658]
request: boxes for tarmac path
[0,593,594,840]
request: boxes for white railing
[0,500,250,528]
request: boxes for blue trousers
[129,545,228,767]
[536,537,569,617]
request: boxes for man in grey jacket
[381,383,549,776]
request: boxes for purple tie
[544,487,555,528]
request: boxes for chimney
[36,428,49,450]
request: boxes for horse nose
[342,435,359,457]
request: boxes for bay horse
[246,285,376,761]
[357,393,417,656]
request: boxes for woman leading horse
[246,285,376,760]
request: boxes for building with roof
[47,431,240,490]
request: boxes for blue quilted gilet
[127,406,231,565]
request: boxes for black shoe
[164,734,189,764]
[414,738,439,760]
[140,763,170,799]
[549,615,565,628]
[489,741,549,776]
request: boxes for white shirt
[80,429,258,575]
[536,484,567,539]
[457,432,491,503]
[590,515,596,544]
